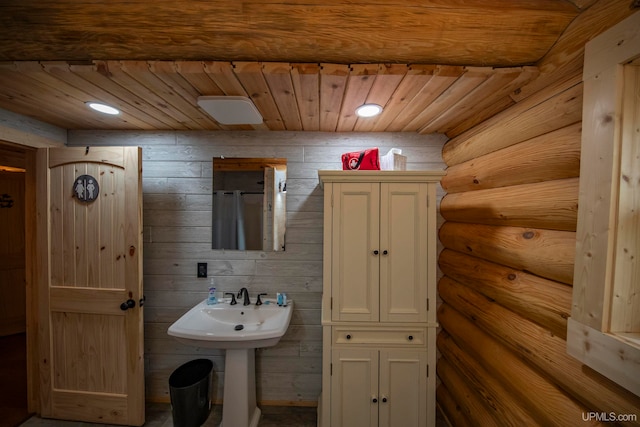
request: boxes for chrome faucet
[237,287,251,306]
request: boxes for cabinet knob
[382,397,388,403]
[408,335,414,341]
[346,334,352,340]
[383,250,388,255]
[373,250,379,255]
[372,397,378,403]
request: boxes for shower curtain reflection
[212,190,263,250]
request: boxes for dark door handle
[120,299,136,311]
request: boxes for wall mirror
[212,157,287,251]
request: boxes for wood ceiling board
[98,61,196,130]
[416,67,519,134]
[354,64,407,132]
[67,62,180,130]
[431,67,540,136]
[337,64,379,132]
[175,62,226,97]
[368,64,437,132]
[319,64,350,132]
[291,63,321,131]
[386,65,465,132]
[231,62,284,130]
[263,63,303,131]
[117,61,218,130]
[148,61,223,130]
[43,62,161,131]
[0,62,116,130]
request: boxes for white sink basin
[167,298,293,349]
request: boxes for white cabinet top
[318,170,445,187]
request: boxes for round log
[438,330,540,426]
[439,249,571,338]
[442,82,582,166]
[436,358,502,427]
[438,303,604,427]
[437,277,640,422]
[439,221,575,285]
[436,384,473,427]
[440,178,578,231]
[441,123,581,193]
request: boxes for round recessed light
[355,103,383,118]
[86,102,120,115]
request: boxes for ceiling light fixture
[197,96,263,125]
[355,103,383,118]
[86,102,120,115]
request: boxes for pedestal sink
[168,298,293,427]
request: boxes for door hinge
[427,364,430,378]
[427,298,430,311]
[330,297,333,310]
[330,363,333,376]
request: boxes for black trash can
[169,359,213,427]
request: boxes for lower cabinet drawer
[332,326,426,347]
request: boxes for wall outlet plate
[197,262,207,278]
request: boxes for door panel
[380,183,428,322]
[379,350,427,427]
[332,182,379,321]
[37,147,144,425]
[331,349,378,427]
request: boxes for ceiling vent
[197,96,263,125]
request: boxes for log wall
[437,0,640,425]
[66,130,446,404]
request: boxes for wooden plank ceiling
[0,0,587,135]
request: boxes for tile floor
[20,402,449,426]
[19,403,317,427]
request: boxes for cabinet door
[332,182,380,321]
[331,349,379,427]
[379,183,429,322]
[378,350,428,427]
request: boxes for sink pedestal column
[220,348,261,427]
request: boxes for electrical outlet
[197,262,207,278]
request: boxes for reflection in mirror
[212,158,286,251]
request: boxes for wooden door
[331,348,378,427]
[378,350,427,427]
[379,183,429,323]
[331,182,379,322]
[36,147,144,425]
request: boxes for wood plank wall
[67,130,446,404]
[436,1,640,425]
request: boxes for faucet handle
[256,293,267,306]
[224,292,237,305]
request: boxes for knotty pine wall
[436,1,640,426]
[67,130,446,404]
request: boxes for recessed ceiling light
[86,102,120,115]
[355,103,383,118]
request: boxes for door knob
[139,295,146,307]
[120,299,136,311]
